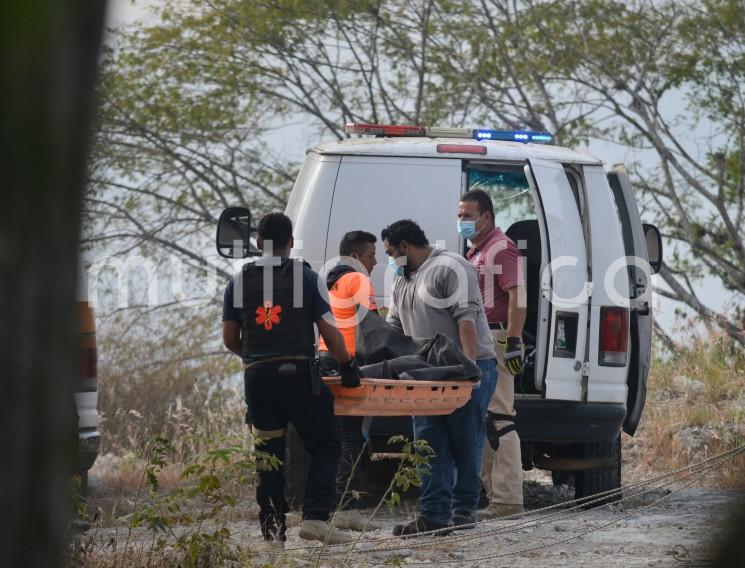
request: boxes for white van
[218,124,662,500]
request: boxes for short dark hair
[257,212,293,248]
[460,189,494,218]
[381,219,429,248]
[339,230,377,256]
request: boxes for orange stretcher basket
[323,377,476,416]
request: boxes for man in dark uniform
[222,212,362,545]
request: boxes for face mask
[388,255,405,277]
[457,218,480,240]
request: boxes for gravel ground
[82,473,743,567]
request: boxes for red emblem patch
[255,301,282,330]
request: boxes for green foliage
[91,0,745,358]
[385,434,434,511]
[127,434,280,567]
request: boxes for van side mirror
[643,224,663,274]
[216,207,259,258]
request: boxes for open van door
[525,159,589,401]
[607,167,654,435]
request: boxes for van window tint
[466,165,537,229]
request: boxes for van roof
[311,137,603,165]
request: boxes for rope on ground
[401,445,735,565]
[279,442,745,559]
[359,443,745,555]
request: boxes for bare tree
[562,0,745,344]
[93,0,745,352]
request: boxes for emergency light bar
[344,123,553,144]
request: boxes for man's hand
[502,336,524,375]
[340,357,362,388]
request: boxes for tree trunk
[0,1,106,565]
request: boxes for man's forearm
[325,332,351,364]
[458,319,478,360]
[506,286,527,337]
[223,321,242,357]
[317,319,351,364]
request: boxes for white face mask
[388,254,405,277]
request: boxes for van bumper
[77,429,101,471]
[363,400,625,449]
[514,399,626,444]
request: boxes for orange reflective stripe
[318,272,377,356]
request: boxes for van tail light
[599,307,628,366]
[80,344,97,379]
[78,302,97,380]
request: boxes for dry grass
[623,335,745,489]
[76,310,744,567]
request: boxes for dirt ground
[78,468,743,567]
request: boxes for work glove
[340,357,363,388]
[499,336,524,376]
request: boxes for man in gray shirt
[382,219,498,536]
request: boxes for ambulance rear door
[525,159,590,401]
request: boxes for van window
[466,165,538,230]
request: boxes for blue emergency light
[473,129,553,144]
[344,123,554,144]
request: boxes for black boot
[392,515,453,538]
[259,511,287,542]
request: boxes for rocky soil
[80,473,743,567]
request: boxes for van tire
[574,435,621,505]
[284,423,310,509]
[551,470,574,487]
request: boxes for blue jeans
[412,358,498,525]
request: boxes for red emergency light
[345,123,554,144]
[345,123,426,137]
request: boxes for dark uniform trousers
[245,358,341,524]
[318,352,366,506]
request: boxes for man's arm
[221,278,242,357]
[317,319,351,364]
[447,258,483,360]
[458,319,478,361]
[384,283,404,333]
[506,285,527,338]
[223,321,241,357]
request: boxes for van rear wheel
[574,435,621,506]
[551,470,574,487]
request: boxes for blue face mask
[388,255,406,277]
[457,219,479,240]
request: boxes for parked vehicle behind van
[76,266,100,495]
[217,124,662,502]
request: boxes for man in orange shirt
[318,231,378,520]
